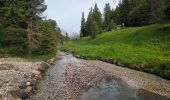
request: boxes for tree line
[80,0,170,38]
[0,0,60,56]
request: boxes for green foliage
[82,4,102,38]
[80,12,86,37]
[85,8,93,36]
[92,3,102,32]
[128,0,150,26]
[38,20,57,55]
[114,0,167,26]
[63,23,170,79]
[103,3,115,31]
[164,0,170,20]
[0,0,58,58]
[0,27,27,54]
[90,21,99,39]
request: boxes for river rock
[10,89,29,99]
[37,62,51,73]
[25,86,33,93]
[32,70,41,74]
[47,58,56,65]
[19,82,27,89]
[117,62,125,67]
[27,79,37,86]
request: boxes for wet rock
[32,70,41,78]
[27,79,37,86]
[38,62,51,73]
[19,82,27,89]
[117,62,125,67]
[25,86,33,93]
[47,58,56,65]
[10,89,29,99]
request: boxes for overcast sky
[45,0,119,35]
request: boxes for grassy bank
[62,23,170,79]
[0,48,56,61]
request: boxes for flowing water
[80,78,169,100]
[31,52,170,100]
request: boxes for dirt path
[30,52,170,100]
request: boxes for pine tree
[119,0,130,26]
[80,12,86,37]
[164,0,170,20]
[0,0,58,55]
[38,20,57,54]
[92,3,102,34]
[26,0,47,54]
[128,0,150,26]
[149,0,164,23]
[85,8,93,36]
[114,1,122,25]
[91,20,99,39]
[103,3,112,31]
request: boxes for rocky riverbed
[31,52,170,100]
[1,52,170,100]
[0,58,52,100]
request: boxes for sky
[44,0,119,35]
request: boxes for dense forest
[80,0,170,38]
[0,0,63,57]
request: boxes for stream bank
[31,52,170,100]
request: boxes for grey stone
[10,89,29,99]
[38,62,51,73]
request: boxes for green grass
[62,23,170,79]
[0,47,55,61]
[24,53,55,61]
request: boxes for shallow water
[80,78,169,100]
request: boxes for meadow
[63,23,170,79]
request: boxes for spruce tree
[80,12,86,37]
[85,8,93,36]
[164,0,170,20]
[91,20,99,39]
[103,3,112,31]
[92,3,102,34]
[149,0,164,23]
[128,0,150,26]
[38,20,57,54]
[120,0,130,26]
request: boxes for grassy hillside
[62,23,170,79]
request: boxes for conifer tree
[92,3,102,34]
[38,20,57,54]
[80,12,86,37]
[164,0,170,20]
[85,8,93,36]
[103,3,112,31]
